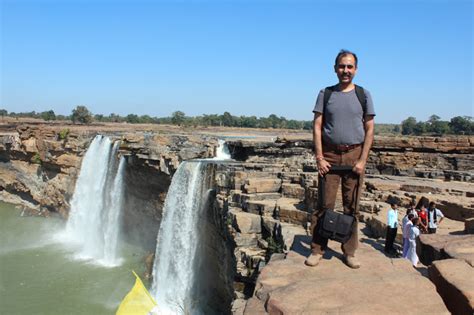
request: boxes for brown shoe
[344,255,361,269]
[305,253,323,267]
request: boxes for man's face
[335,54,357,84]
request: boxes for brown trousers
[310,145,363,257]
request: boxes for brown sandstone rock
[443,236,474,267]
[418,234,473,266]
[55,154,81,168]
[245,237,449,314]
[244,178,282,194]
[429,259,474,315]
[466,218,474,234]
[245,199,277,216]
[276,198,308,226]
[281,183,305,200]
[233,211,262,234]
[22,137,38,153]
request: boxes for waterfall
[213,139,231,160]
[64,135,125,267]
[151,139,232,314]
[151,161,209,314]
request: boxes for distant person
[384,202,399,255]
[427,202,444,233]
[407,201,418,218]
[406,217,420,267]
[402,212,415,258]
[306,49,375,269]
[417,204,428,233]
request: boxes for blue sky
[1,0,472,123]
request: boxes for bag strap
[354,85,367,116]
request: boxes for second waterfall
[151,161,211,314]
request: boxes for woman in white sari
[406,217,420,266]
[402,213,415,258]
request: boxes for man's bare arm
[313,113,331,175]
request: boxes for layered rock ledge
[1,123,473,314]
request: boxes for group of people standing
[384,198,445,266]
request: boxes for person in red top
[417,204,428,233]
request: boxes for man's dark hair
[429,202,436,208]
[335,49,358,67]
[408,213,415,220]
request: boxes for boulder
[55,154,81,168]
[281,183,305,200]
[276,198,308,226]
[243,178,282,194]
[22,137,38,153]
[429,259,474,315]
[233,211,262,234]
[234,233,259,247]
[245,200,276,216]
[443,236,474,267]
[418,234,473,266]
[437,199,474,221]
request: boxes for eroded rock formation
[1,124,473,314]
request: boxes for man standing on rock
[305,49,375,269]
[427,201,444,233]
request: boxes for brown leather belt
[323,143,362,153]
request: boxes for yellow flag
[116,271,157,315]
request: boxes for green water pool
[0,201,149,315]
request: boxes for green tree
[413,121,427,135]
[449,116,473,135]
[303,120,313,130]
[221,111,234,127]
[171,111,186,126]
[71,105,92,124]
[401,117,417,135]
[109,113,123,123]
[139,115,155,124]
[240,115,258,128]
[0,109,7,121]
[126,114,140,123]
[41,110,56,121]
[430,120,450,135]
[94,114,104,122]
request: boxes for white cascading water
[151,140,231,314]
[64,135,125,266]
[212,139,231,160]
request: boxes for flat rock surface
[443,236,474,267]
[429,259,474,315]
[245,226,450,314]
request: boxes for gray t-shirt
[313,87,375,145]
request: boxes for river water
[0,201,147,315]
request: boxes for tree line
[400,115,473,135]
[0,106,472,135]
[0,106,313,130]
